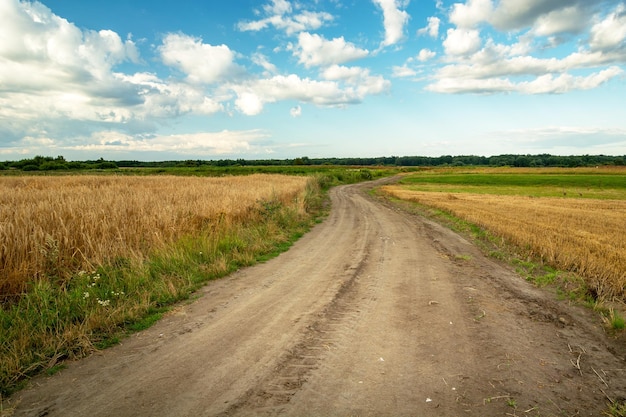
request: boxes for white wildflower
[97,299,110,307]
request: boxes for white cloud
[116,72,224,118]
[589,4,626,51]
[0,0,138,89]
[70,129,271,155]
[431,35,626,87]
[235,92,265,116]
[294,32,369,68]
[264,0,291,16]
[427,0,626,97]
[0,127,274,158]
[0,2,220,142]
[251,52,278,76]
[372,0,410,47]
[321,65,391,97]
[447,0,602,36]
[237,0,333,35]
[426,66,623,94]
[418,48,436,62]
[0,0,145,137]
[443,28,482,56]
[290,105,302,117]
[233,70,390,115]
[392,65,417,77]
[450,0,493,28]
[158,34,240,84]
[417,16,441,38]
[489,0,600,32]
[519,66,624,94]
[532,6,588,36]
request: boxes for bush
[40,162,69,171]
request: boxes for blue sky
[1,0,625,161]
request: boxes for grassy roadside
[1,172,347,397]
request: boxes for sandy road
[10,178,626,416]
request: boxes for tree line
[1,154,624,171]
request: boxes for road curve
[11,178,626,416]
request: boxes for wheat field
[381,186,626,301]
[0,174,309,297]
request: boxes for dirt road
[10,179,626,416]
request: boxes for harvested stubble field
[0,173,316,395]
[381,167,626,302]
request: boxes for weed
[45,364,66,376]
[603,309,626,331]
[605,399,626,417]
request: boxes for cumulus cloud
[237,0,333,35]
[0,0,145,138]
[321,65,391,97]
[0,1,139,92]
[158,34,241,84]
[417,16,441,38]
[294,32,369,68]
[425,0,626,95]
[418,48,436,62]
[372,0,410,47]
[115,72,224,118]
[589,4,626,51]
[447,0,602,35]
[392,65,417,77]
[443,28,482,56]
[531,6,589,36]
[235,92,265,116]
[233,69,390,115]
[490,0,604,33]
[1,0,393,153]
[449,0,493,28]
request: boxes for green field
[399,168,626,199]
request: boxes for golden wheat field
[0,174,309,296]
[381,186,626,301]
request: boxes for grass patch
[398,167,626,200]
[606,400,626,417]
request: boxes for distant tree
[96,161,118,169]
[67,161,87,169]
[40,161,68,170]
[567,157,583,167]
